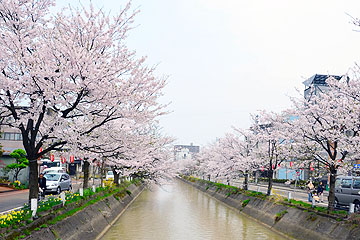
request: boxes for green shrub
[40,224,48,228]
[242,199,250,208]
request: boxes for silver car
[44,173,72,195]
[335,176,360,212]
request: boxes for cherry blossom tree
[230,128,261,190]
[104,125,175,186]
[193,129,260,189]
[0,0,167,200]
[284,76,360,210]
[249,112,292,196]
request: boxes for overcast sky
[57,0,360,146]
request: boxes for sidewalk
[0,186,16,194]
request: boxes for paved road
[0,190,29,213]
[0,178,100,214]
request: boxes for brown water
[101,180,286,240]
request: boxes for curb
[0,189,17,194]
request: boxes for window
[44,174,60,181]
[353,179,360,189]
[341,179,352,188]
[15,134,22,141]
[2,132,23,141]
[335,179,341,188]
[4,133,11,140]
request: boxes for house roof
[303,74,343,88]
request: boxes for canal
[101,180,286,240]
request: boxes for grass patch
[181,175,350,220]
[306,212,318,221]
[275,210,288,222]
[331,210,348,216]
[289,199,312,209]
[22,229,31,236]
[48,185,131,226]
[51,229,60,239]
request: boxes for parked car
[42,167,66,175]
[44,173,72,194]
[106,170,114,181]
[335,176,360,211]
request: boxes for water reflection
[102,180,286,240]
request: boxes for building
[0,126,29,183]
[174,143,200,161]
[303,74,343,100]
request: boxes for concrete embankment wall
[180,178,360,240]
[26,184,144,240]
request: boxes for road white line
[0,206,24,215]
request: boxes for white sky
[56,0,360,146]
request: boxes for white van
[335,176,360,212]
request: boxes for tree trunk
[15,169,20,181]
[328,166,337,211]
[83,161,90,189]
[100,161,105,187]
[28,159,39,201]
[92,165,96,186]
[243,171,249,191]
[267,169,273,196]
[112,167,119,186]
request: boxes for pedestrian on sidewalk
[317,181,324,202]
[306,180,314,202]
[38,173,46,200]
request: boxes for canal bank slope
[25,184,144,240]
[180,177,360,240]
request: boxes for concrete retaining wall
[180,178,360,240]
[25,184,144,240]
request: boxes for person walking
[317,181,325,202]
[38,173,47,200]
[307,180,314,202]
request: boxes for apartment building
[0,126,29,183]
